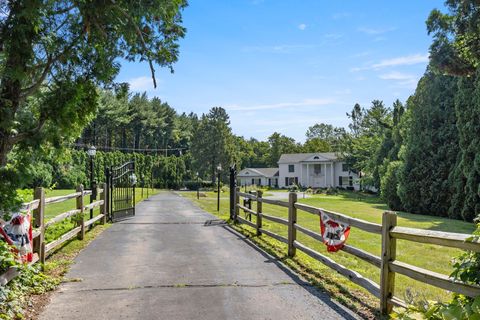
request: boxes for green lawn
[180,190,475,310]
[22,187,161,242]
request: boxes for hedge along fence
[0,184,107,286]
[233,188,480,316]
[49,150,191,190]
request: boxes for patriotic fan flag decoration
[0,206,33,263]
[319,210,351,252]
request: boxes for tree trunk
[211,160,216,184]
[0,0,39,168]
[122,128,127,149]
[0,136,13,168]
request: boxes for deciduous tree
[0,0,187,167]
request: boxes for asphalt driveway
[40,191,359,320]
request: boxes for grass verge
[1,188,160,320]
[180,190,476,319]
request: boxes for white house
[278,153,360,189]
[237,168,279,187]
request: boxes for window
[339,176,350,186]
[342,163,349,172]
[314,164,321,174]
[251,178,254,185]
[288,164,295,172]
[313,156,319,160]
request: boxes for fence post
[256,190,263,236]
[380,211,397,315]
[105,167,111,222]
[76,185,85,240]
[33,187,46,267]
[288,192,297,257]
[89,181,97,231]
[229,165,236,220]
[247,191,254,221]
[100,183,107,225]
[234,187,240,223]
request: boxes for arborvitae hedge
[30,149,193,190]
[398,71,459,217]
[450,71,480,221]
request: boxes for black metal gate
[107,161,136,221]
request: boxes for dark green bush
[381,161,403,211]
[288,184,299,192]
[325,187,338,195]
[183,180,215,190]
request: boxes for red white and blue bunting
[319,210,351,252]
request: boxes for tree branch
[52,4,75,15]
[20,31,84,99]
[9,116,47,144]
[20,55,53,98]
[110,0,157,88]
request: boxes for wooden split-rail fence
[233,188,480,315]
[0,184,108,286]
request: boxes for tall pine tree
[427,1,480,221]
[398,70,458,216]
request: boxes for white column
[323,163,326,187]
[301,163,303,186]
[331,162,334,187]
[306,163,309,187]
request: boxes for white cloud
[379,71,415,81]
[128,76,156,91]
[242,44,318,53]
[373,54,429,69]
[298,23,307,31]
[379,71,419,89]
[358,27,396,35]
[225,98,337,111]
[351,53,429,72]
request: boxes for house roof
[238,168,279,177]
[278,152,340,164]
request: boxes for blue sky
[116,0,445,142]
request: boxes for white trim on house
[277,153,360,189]
[237,168,279,187]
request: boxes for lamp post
[196,172,200,200]
[217,164,222,211]
[129,172,137,209]
[87,146,96,228]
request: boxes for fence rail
[0,183,108,286]
[232,187,480,315]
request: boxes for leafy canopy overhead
[427,0,480,75]
[0,0,187,166]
